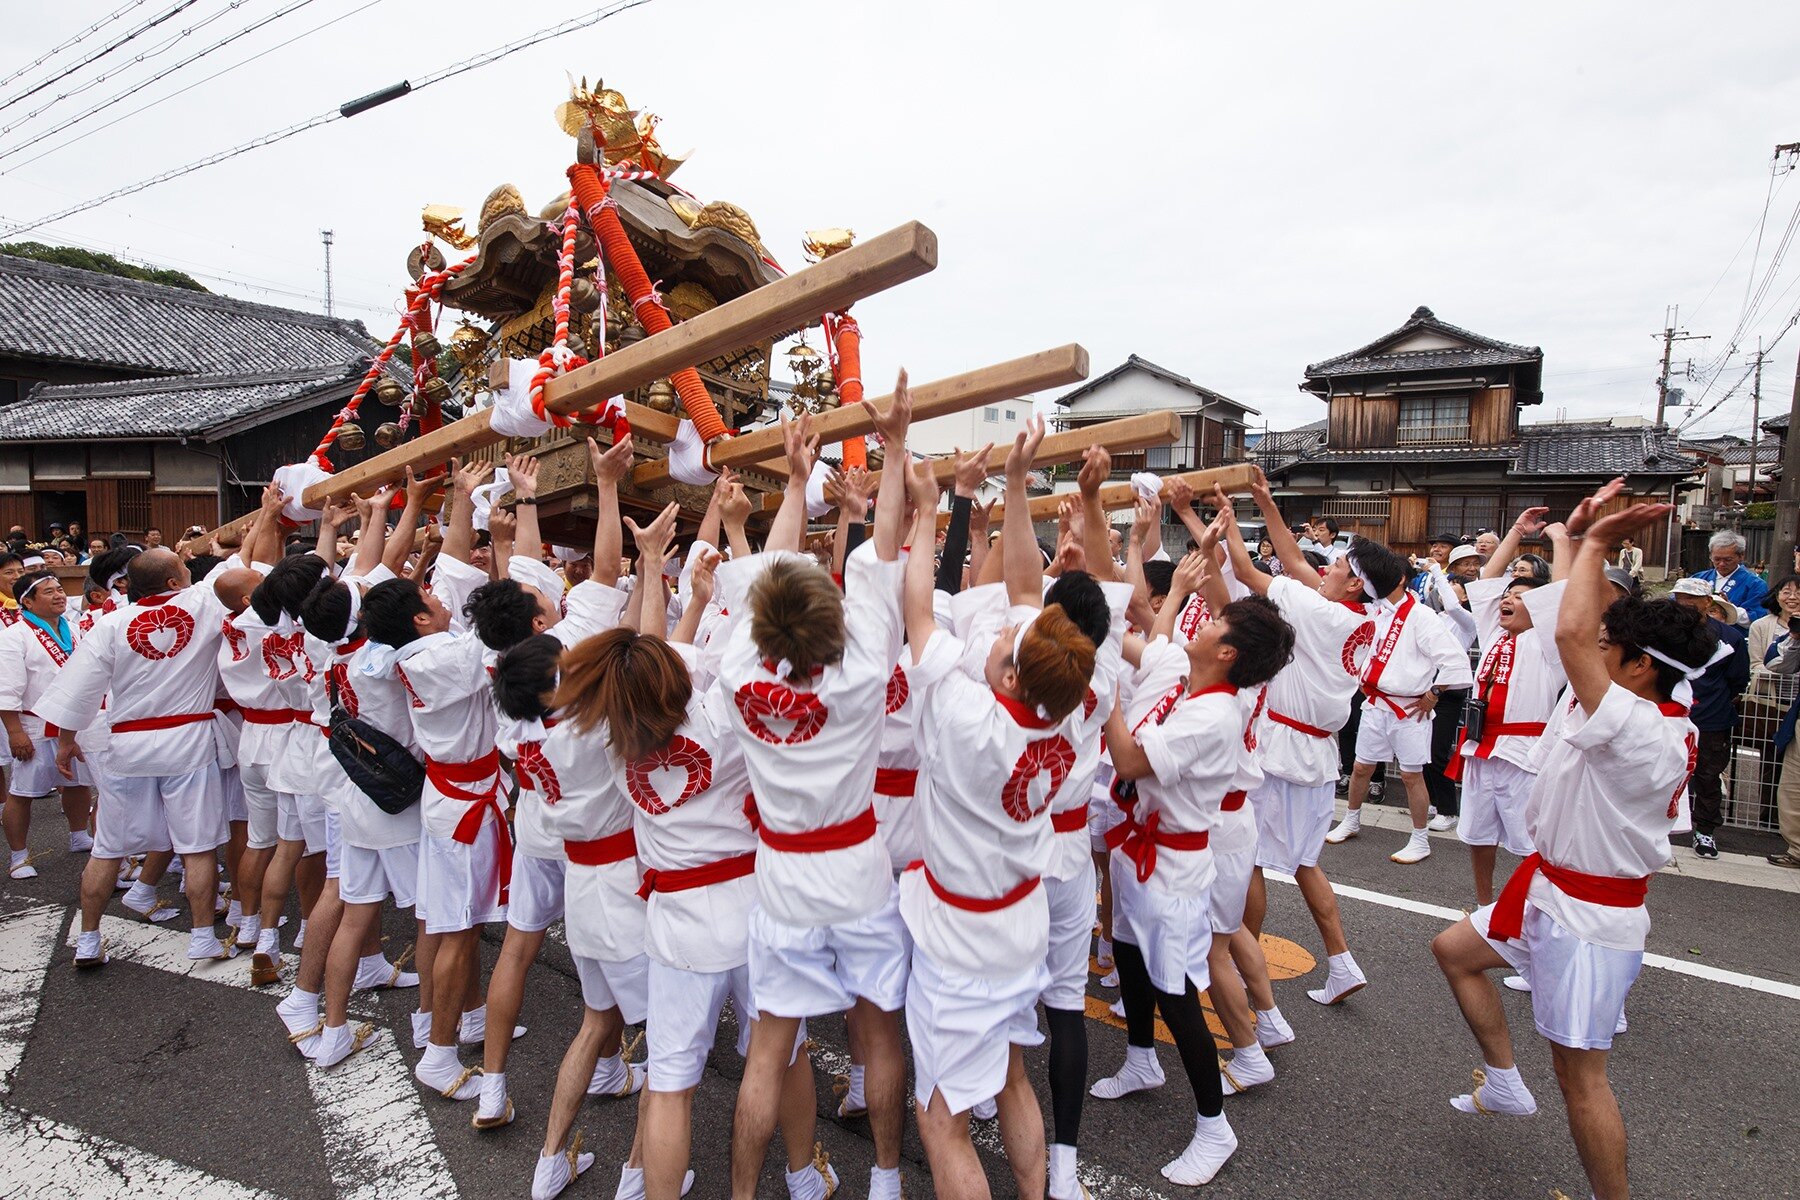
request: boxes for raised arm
[587,435,635,588]
[505,453,544,565]
[764,413,818,555]
[671,548,720,645]
[313,500,354,571]
[1154,550,1208,644]
[904,458,943,664]
[1482,506,1549,579]
[834,466,876,578]
[719,477,753,560]
[1004,415,1048,608]
[382,468,439,577]
[1246,467,1321,588]
[349,486,390,578]
[862,368,914,562]
[246,483,286,568]
[1076,444,1117,582]
[1194,506,1234,619]
[696,464,732,554]
[1103,701,1154,781]
[1124,495,1158,628]
[628,502,680,641]
[1557,492,1669,715]
[1544,522,1574,583]
[935,446,989,596]
[1217,489,1273,597]
[488,508,516,580]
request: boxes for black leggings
[1045,1006,1086,1145]
[1113,939,1223,1118]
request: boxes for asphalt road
[2,796,1796,1200]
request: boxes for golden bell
[374,422,403,448]
[422,376,452,404]
[645,378,678,413]
[412,331,442,360]
[335,423,365,451]
[373,375,405,405]
[866,445,885,470]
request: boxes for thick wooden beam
[637,344,1090,489]
[769,410,1178,514]
[973,462,1260,526]
[200,221,938,540]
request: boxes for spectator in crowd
[1427,531,1458,569]
[1509,552,1551,583]
[65,520,83,545]
[1749,575,1800,668]
[1617,535,1645,583]
[1693,531,1766,628]
[1472,528,1500,557]
[143,526,163,548]
[1762,608,1800,868]
[1309,516,1344,562]
[87,537,106,560]
[1669,579,1751,859]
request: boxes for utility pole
[1749,338,1763,507]
[1653,305,1706,428]
[1771,143,1800,577]
[320,229,335,317]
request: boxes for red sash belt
[27,713,60,739]
[112,711,216,734]
[1360,686,1413,719]
[1221,790,1247,812]
[426,748,512,903]
[907,860,1041,912]
[565,826,638,868]
[743,794,878,853]
[637,851,757,899]
[873,767,917,797]
[1051,803,1089,833]
[238,706,303,725]
[1268,709,1332,739]
[1445,721,1548,783]
[1488,852,1649,942]
[1104,809,1210,883]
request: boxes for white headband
[16,574,55,604]
[1345,553,1376,600]
[1642,639,1733,680]
[1009,616,1054,722]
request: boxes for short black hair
[362,578,429,648]
[300,577,354,644]
[1142,560,1176,600]
[464,578,539,653]
[1602,597,1718,701]
[186,553,225,580]
[85,547,135,594]
[1765,575,1800,616]
[251,554,327,625]
[1315,517,1339,537]
[12,568,56,605]
[492,633,562,721]
[1346,538,1407,598]
[1042,569,1109,648]
[1302,550,1329,571]
[1218,595,1295,689]
[0,552,20,571]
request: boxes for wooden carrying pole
[777,410,1179,515]
[633,344,1090,488]
[200,221,938,541]
[979,461,1259,526]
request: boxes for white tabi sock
[476,1072,508,1121]
[613,1165,644,1200]
[123,880,158,909]
[1161,1111,1238,1186]
[74,930,101,960]
[411,1009,432,1050]
[187,928,226,959]
[838,1064,866,1113]
[1219,1042,1274,1094]
[785,1157,835,1200]
[277,987,319,1024]
[1047,1143,1079,1199]
[294,918,307,949]
[1451,1061,1537,1115]
[255,927,279,956]
[1255,1005,1295,1047]
[69,830,93,853]
[225,899,242,926]
[459,1004,486,1043]
[235,915,261,947]
[868,1165,902,1200]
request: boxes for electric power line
[0,0,659,238]
[0,0,320,158]
[0,0,153,91]
[0,0,204,116]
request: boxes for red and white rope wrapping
[527,204,590,429]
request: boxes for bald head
[127,548,187,601]
[213,567,263,615]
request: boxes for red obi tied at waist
[743,794,878,853]
[906,860,1040,912]
[426,748,512,903]
[237,706,304,725]
[565,826,637,868]
[1221,790,1247,812]
[1051,803,1089,833]
[638,851,757,899]
[1105,808,1210,883]
[111,711,216,734]
[1488,852,1649,942]
[1444,721,1549,783]
[1360,685,1413,719]
[1268,709,1331,738]
[873,767,917,797]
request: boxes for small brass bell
[373,376,405,405]
[335,422,366,451]
[569,277,600,313]
[645,378,678,413]
[374,422,403,448]
[412,331,442,360]
[422,376,452,404]
[866,445,885,470]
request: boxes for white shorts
[322,810,340,880]
[220,765,247,825]
[1470,901,1642,1051]
[8,738,90,796]
[1210,837,1255,936]
[1251,775,1335,874]
[906,946,1047,1114]
[276,793,329,857]
[1355,703,1431,772]
[340,840,420,908]
[417,826,506,935]
[99,765,225,857]
[747,883,910,1018]
[646,960,804,1092]
[506,852,565,932]
[1041,860,1097,1011]
[1088,785,1128,854]
[1110,851,1212,995]
[1458,757,1537,856]
[239,762,280,851]
[574,952,650,1025]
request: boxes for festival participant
[1,569,96,878]
[897,421,1097,1200]
[1454,507,1569,905]
[359,457,504,1102]
[40,499,277,966]
[717,377,914,1200]
[1091,583,1295,1185]
[1431,493,1713,1200]
[1325,535,1474,863]
[0,552,24,626]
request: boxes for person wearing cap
[1691,531,1765,629]
[1667,579,1749,859]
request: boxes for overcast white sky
[4,0,1799,440]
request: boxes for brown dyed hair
[552,628,692,761]
[747,558,846,682]
[1014,604,1096,723]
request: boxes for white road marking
[1267,872,1800,1001]
[0,1103,282,1199]
[0,905,64,1096]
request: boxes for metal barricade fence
[1726,667,1792,833]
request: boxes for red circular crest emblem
[734,681,829,745]
[1002,734,1076,823]
[626,736,712,814]
[885,666,910,715]
[327,663,359,719]
[513,741,562,805]
[263,630,305,681]
[222,618,248,662]
[1342,622,1374,677]
[126,606,195,661]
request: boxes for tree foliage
[0,241,208,292]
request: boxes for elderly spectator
[1669,579,1751,858]
[1750,575,1800,668]
[1473,528,1500,557]
[1693,531,1766,627]
[87,537,107,560]
[1509,552,1551,583]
